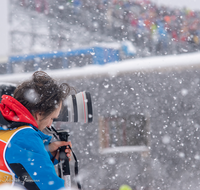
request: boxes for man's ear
[34,112,42,121]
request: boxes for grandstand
[11,0,200,56]
[1,0,199,75]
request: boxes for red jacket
[0,95,38,128]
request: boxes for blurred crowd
[19,0,200,57]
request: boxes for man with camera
[0,71,72,190]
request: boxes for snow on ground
[0,52,200,83]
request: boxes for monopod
[51,126,82,190]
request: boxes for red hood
[0,95,38,128]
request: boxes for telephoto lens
[55,91,93,123]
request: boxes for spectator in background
[17,0,200,57]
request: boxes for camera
[0,83,93,124]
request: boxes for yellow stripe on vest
[0,171,13,184]
[0,126,30,142]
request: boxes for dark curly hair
[14,71,71,118]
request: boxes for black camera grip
[59,146,70,176]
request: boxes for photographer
[0,71,72,190]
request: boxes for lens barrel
[56,91,93,123]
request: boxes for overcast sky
[150,0,200,11]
